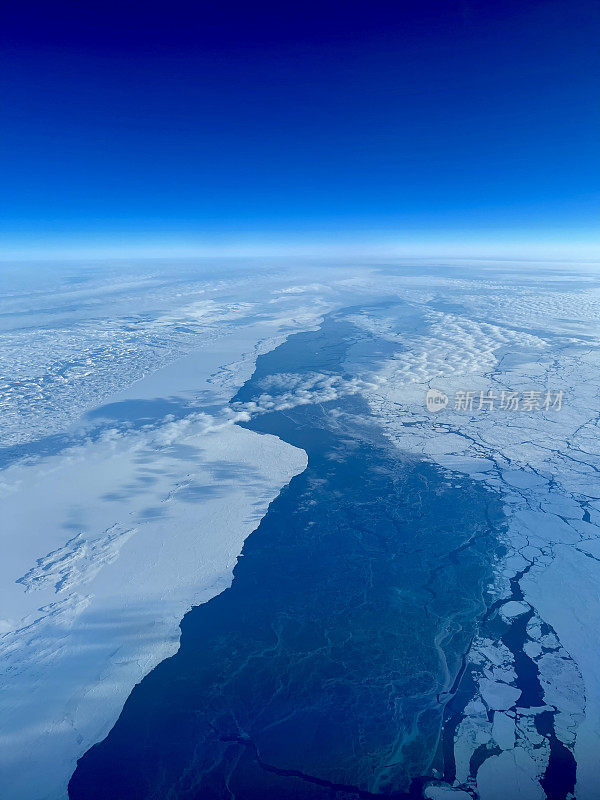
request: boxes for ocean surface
[69,309,506,798]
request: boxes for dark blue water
[69,311,504,799]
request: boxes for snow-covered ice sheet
[0,420,306,799]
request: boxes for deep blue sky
[2,0,599,258]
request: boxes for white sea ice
[0,402,307,800]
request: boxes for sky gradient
[2,0,599,259]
